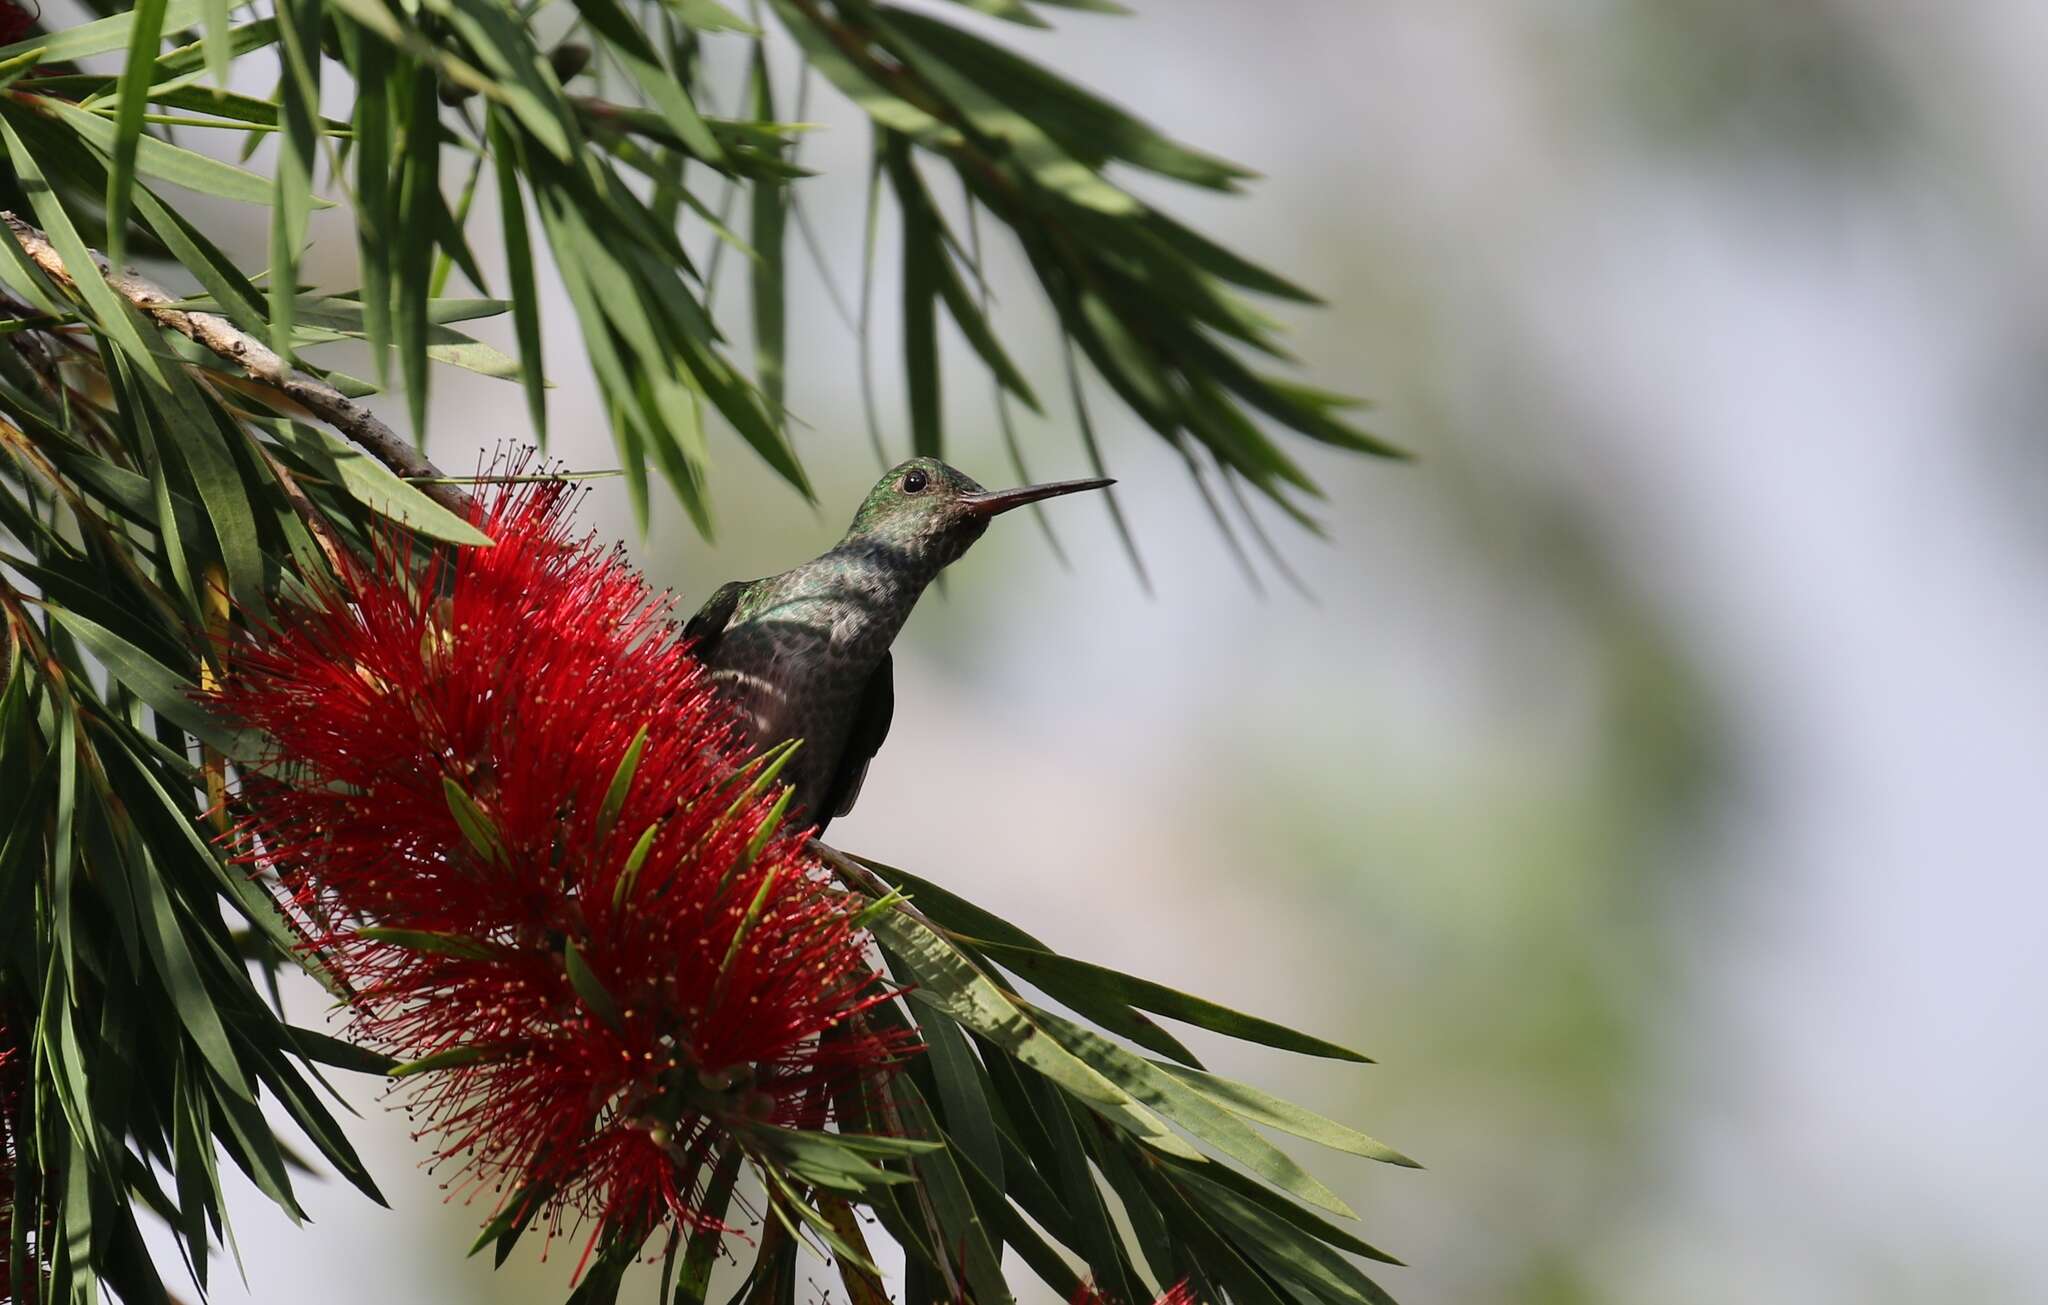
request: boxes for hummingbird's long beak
[958,477,1114,518]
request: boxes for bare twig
[1,211,476,516]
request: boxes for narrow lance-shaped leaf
[40,606,251,760]
[262,419,493,546]
[915,1008,1004,1200]
[105,0,169,269]
[891,138,942,461]
[487,106,547,439]
[202,0,233,84]
[270,0,323,359]
[974,936,1372,1061]
[749,39,787,425]
[396,66,439,440]
[673,1145,743,1305]
[30,97,291,208]
[0,0,205,64]
[889,1075,1012,1305]
[1029,1005,1359,1220]
[571,0,723,162]
[867,908,1199,1158]
[344,20,395,384]
[1152,1061,1419,1167]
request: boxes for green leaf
[610,822,660,910]
[488,108,547,439]
[573,0,724,163]
[51,697,80,990]
[1178,1168,1402,1302]
[202,0,232,84]
[1137,1169,1293,1305]
[0,0,204,64]
[265,419,492,546]
[1152,1061,1419,1167]
[719,861,786,981]
[866,908,1197,1158]
[270,0,323,357]
[1032,0,1134,12]
[564,940,624,1034]
[2,126,270,611]
[128,175,270,338]
[1,114,166,369]
[30,98,289,210]
[102,737,311,974]
[1138,209,1318,303]
[954,1141,1083,1301]
[665,0,757,33]
[105,0,169,267]
[430,152,488,298]
[917,1010,1003,1200]
[396,66,439,438]
[287,1026,399,1076]
[748,41,786,422]
[883,6,1250,190]
[880,16,1139,216]
[1030,1006,1359,1219]
[442,776,509,865]
[355,927,501,961]
[972,937,1373,1063]
[345,21,394,384]
[389,1045,493,1078]
[1060,336,1150,589]
[148,13,283,85]
[594,723,649,845]
[890,1076,1012,1304]
[1089,1130,1179,1289]
[853,856,1199,1064]
[131,838,255,1102]
[940,0,1049,29]
[1032,1074,1147,1305]
[934,239,1038,410]
[673,1145,742,1304]
[765,0,957,145]
[422,0,578,161]
[152,393,270,620]
[889,138,943,461]
[468,1176,561,1265]
[8,553,189,670]
[736,1122,930,1195]
[1157,1148,1399,1266]
[41,605,251,759]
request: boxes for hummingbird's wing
[818,651,894,825]
[682,580,747,661]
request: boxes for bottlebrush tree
[0,2,1412,1304]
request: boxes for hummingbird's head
[845,457,1112,570]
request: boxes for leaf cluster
[800,851,1413,1305]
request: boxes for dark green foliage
[828,848,1413,1305]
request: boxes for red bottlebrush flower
[1071,1280,1197,1305]
[207,478,911,1261]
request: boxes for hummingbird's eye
[901,468,929,494]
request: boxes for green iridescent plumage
[686,457,1109,831]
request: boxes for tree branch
[1,211,476,516]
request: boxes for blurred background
[135,1,2048,1302]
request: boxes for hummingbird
[685,457,1111,834]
